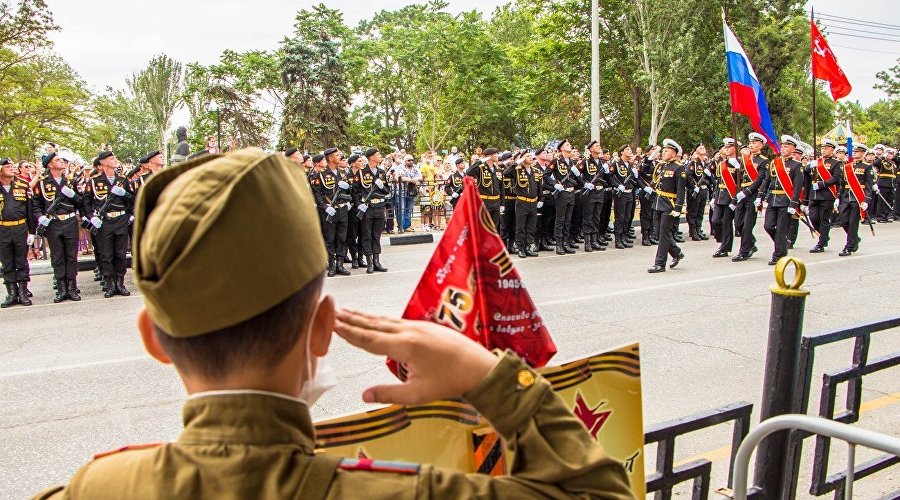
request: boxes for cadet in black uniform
[510,151,543,258]
[33,152,83,302]
[466,148,504,231]
[311,148,353,277]
[804,139,842,253]
[634,146,659,246]
[711,138,740,258]
[685,145,713,241]
[872,145,895,223]
[731,133,770,261]
[608,145,637,249]
[0,158,35,307]
[648,139,686,273]
[535,149,556,250]
[837,145,875,256]
[444,158,466,208]
[345,154,364,269]
[548,140,582,254]
[83,151,134,297]
[597,149,614,244]
[761,135,806,265]
[500,152,517,251]
[356,148,390,274]
[581,140,608,252]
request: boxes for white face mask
[298,298,337,407]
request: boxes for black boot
[518,248,528,258]
[350,250,359,269]
[327,256,336,277]
[556,245,566,255]
[357,253,366,268]
[366,255,375,274]
[583,238,593,252]
[373,254,388,272]
[115,276,130,296]
[67,279,81,301]
[335,256,351,276]
[104,277,115,298]
[564,242,576,254]
[614,236,625,249]
[25,285,32,297]
[526,245,539,257]
[54,279,68,303]
[17,281,32,306]
[1,283,18,308]
[93,268,102,281]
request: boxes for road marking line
[673,391,900,467]
[536,249,900,307]
[0,355,149,378]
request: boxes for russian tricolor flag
[724,21,780,154]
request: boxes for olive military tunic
[35,351,634,499]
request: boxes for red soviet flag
[388,176,557,377]
[811,21,851,101]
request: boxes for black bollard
[753,257,809,499]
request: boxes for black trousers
[515,200,538,249]
[599,190,613,236]
[360,204,385,256]
[539,196,555,242]
[654,211,681,266]
[97,215,129,278]
[553,190,575,242]
[874,187,894,220]
[90,231,101,268]
[809,199,835,248]
[735,200,759,255]
[712,204,734,252]
[485,201,501,234]
[764,206,791,258]
[0,223,29,283]
[580,190,604,238]
[638,194,654,238]
[838,200,861,250]
[501,200,516,243]
[687,189,708,235]
[46,217,79,280]
[323,206,349,257]
[570,194,583,237]
[346,210,361,255]
[612,191,633,237]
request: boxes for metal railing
[733,415,900,500]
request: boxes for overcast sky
[45,0,897,114]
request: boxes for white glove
[728,158,740,169]
[499,206,506,215]
[128,215,134,224]
[872,184,880,193]
[602,163,610,174]
[337,181,350,190]
[648,148,660,161]
[38,216,51,227]
[631,168,639,178]
[27,234,35,245]
[728,203,737,211]
[325,206,337,217]
[554,183,564,192]
[111,185,127,197]
[60,185,76,198]
[703,168,712,177]
[451,192,459,199]
[754,198,762,208]
[583,183,594,191]
[860,202,868,211]
[812,181,821,191]
[90,216,103,229]
[571,166,581,177]
[787,207,797,215]
[833,200,839,210]
[375,179,384,189]
[736,191,747,202]
[669,210,680,217]
[693,186,700,194]
[616,185,625,193]
[536,201,543,209]
[807,160,817,170]
[800,205,809,214]
[643,186,653,195]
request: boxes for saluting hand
[334,309,499,406]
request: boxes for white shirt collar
[188,388,307,405]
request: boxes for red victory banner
[811,21,851,101]
[388,177,556,377]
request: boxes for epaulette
[92,442,164,460]
[337,458,420,475]
[89,170,102,179]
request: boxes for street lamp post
[590,0,600,142]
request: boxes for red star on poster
[573,391,612,439]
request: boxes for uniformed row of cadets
[0,148,165,308]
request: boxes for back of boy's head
[132,148,327,377]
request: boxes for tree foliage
[128,54,183,154]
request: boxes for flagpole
[811,7,818,159]
[723,8,740,154]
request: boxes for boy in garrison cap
[34,148,633,500]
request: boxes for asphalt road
[2,220,899,498]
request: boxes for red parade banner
[388,177,557,377]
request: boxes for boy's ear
[138,308,171,365]
[309,295,335,357]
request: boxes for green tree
[128,54,183,154]
[874,58,899,98]
[84,87,157,162]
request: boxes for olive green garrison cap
[133,148,327,338]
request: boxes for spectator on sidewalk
[396,155,421,232]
